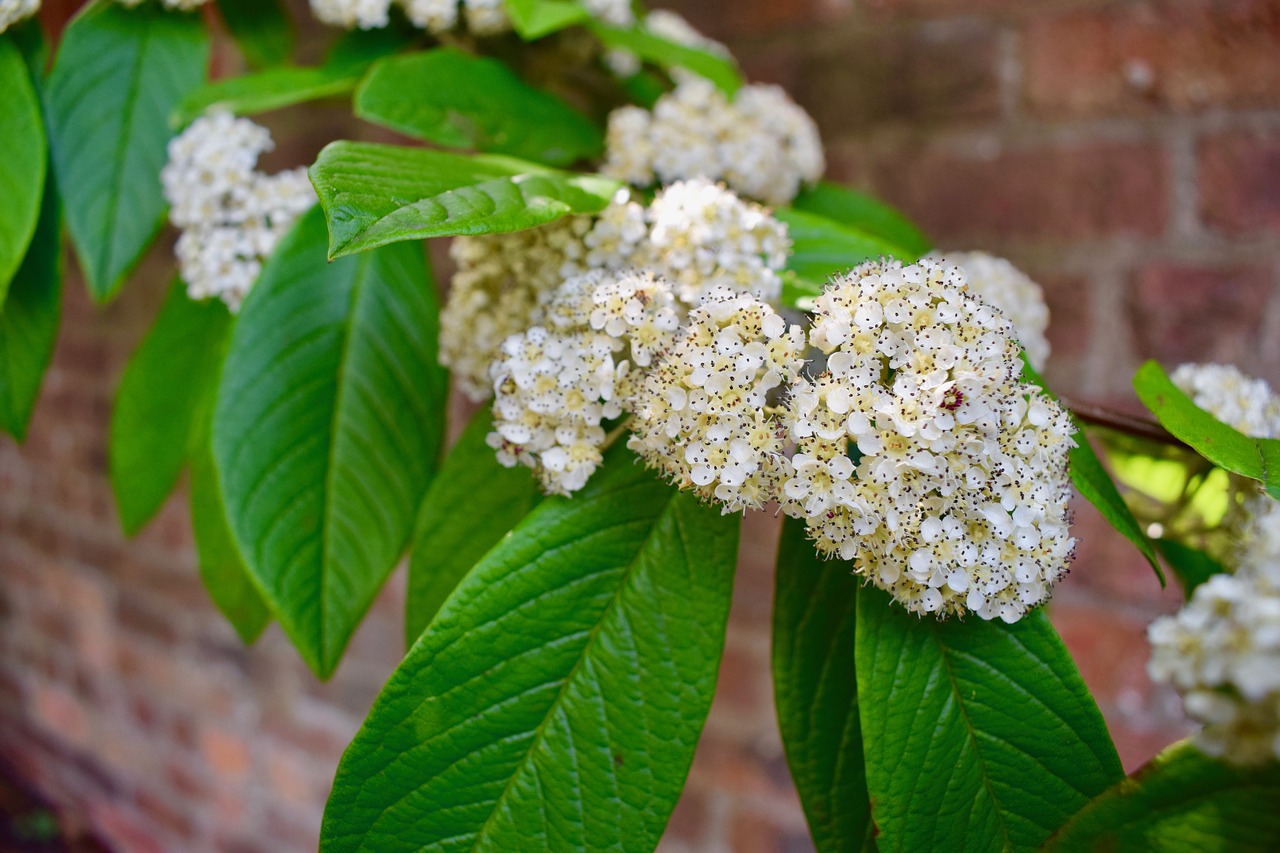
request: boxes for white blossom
[603,76,825,206]
[933,251,1052,372]
[162,112,315,311]
[441,181,788,400]
[309,0,393,29]
[604,9,727,78]
[780,259,1077,622]
[628,287,806,512]
[488,270,681,496]
[313,0,630,34]
[1171,363,1280,439]
[0,0,39,32]
[116,0,210,9]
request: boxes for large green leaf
[323,454,740,852]
[1046,740,1280,851]
[0,35,45,307]
[777,207,914,308]
[309,141,621,258]
[109,281,232,535]
[0,172,61,441]
[404,407,541,647]
[356,49,603,167]
[792,181,931,259]
[773,519,873,853]
[856,586,1123,852]
[45,1,209,302]
[215,0,292,69]
[1135,360,1280,500]
[506,0,591,39]
[587,20,742,95]
[1023,359,1164,585]
[190,416,272,645]
[212,208,447,678]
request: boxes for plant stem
[1061,396,1188,449]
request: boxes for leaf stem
[1062,396,1188,449]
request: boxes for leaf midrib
[99,8,151,298]
[465,488,677,852]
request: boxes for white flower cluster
[1171,363,1280,439]
[629,288,806,512]
[780,260,1077,621]
[0,0,39,33]
[116,0,209,10]
[1148,498,1280,765]
[311,0,631,34]
[933,251,1052,372]
[441,179,788,400]
[603,76,825,205]
[489,270,680,495]
[162,111,315,311]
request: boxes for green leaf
[1155,538,1228,598]
[0,172,61,442]
[587,20,742,95]
[856,585,1123,852]
[45,1,209,302]
[404,407,541,647]
[212,208,447,678]
[792,181,931,259]
[173,66,361,128]
[215,0,293,69]
[0,35,45,308]
[190,417,273,645]
[9,18,49,79]
[356,49,603,167]
[323,453,739,852]
[505,0,591,39]
[109,281,233,535]
[1046,740,1280,851]
[777,206,914,306]
[773,519,873,853]
[1135,360,1280,500]
[309,141,621,258]
[1023,358,1164,585]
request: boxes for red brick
[796,21,1001,133]
[31,684,90,748]
[871,141,1169,244]
[1128,262,1273,367]
[663,785,711,845]
[1199,130,1280,234]
[1062,497,1171,606]
[1049,601,1156,710]
[1024,0,1280,117]
[1035,271,1093,361]
[134,787,196,839]
[200,727,252,777]
[657,0,852,39]
[87,801,166,853]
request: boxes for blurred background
[3,0,1280,850]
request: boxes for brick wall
[3,0,1279,850]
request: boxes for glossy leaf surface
[215,0,292,69]
[309,141,620,257]
[356,49,602,167]
[324,455,740,852]
[0,35,45,307]
[213,208,446,677]
[791,181,931,259]
[857,586,1123,852]
[45,1,208,301]
[773,519,872,853]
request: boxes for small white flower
[0,0,39,34]
[932,251,1052,371]
[1172,363,1280,439]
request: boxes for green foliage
[44,0,209,303]
[0,36,45,308]
[404,408,541,647]
[792,181,931,259]
[773,519,873,853]
[1046,740,1280,851]
[1156,538,1229,597]
[1135,360,1280,500]
[856,586,1123,852]
[213,208,446,678]
[356,49,603,167]
[587,20,742,95]
[0,173,61,442]
[323,453,740,852]
[215,0,293,69]
[1023,359,1164,585]
[505,0,592,40]
[109,281,232,535]
[309,141,621,257]
[776,206,915,307]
